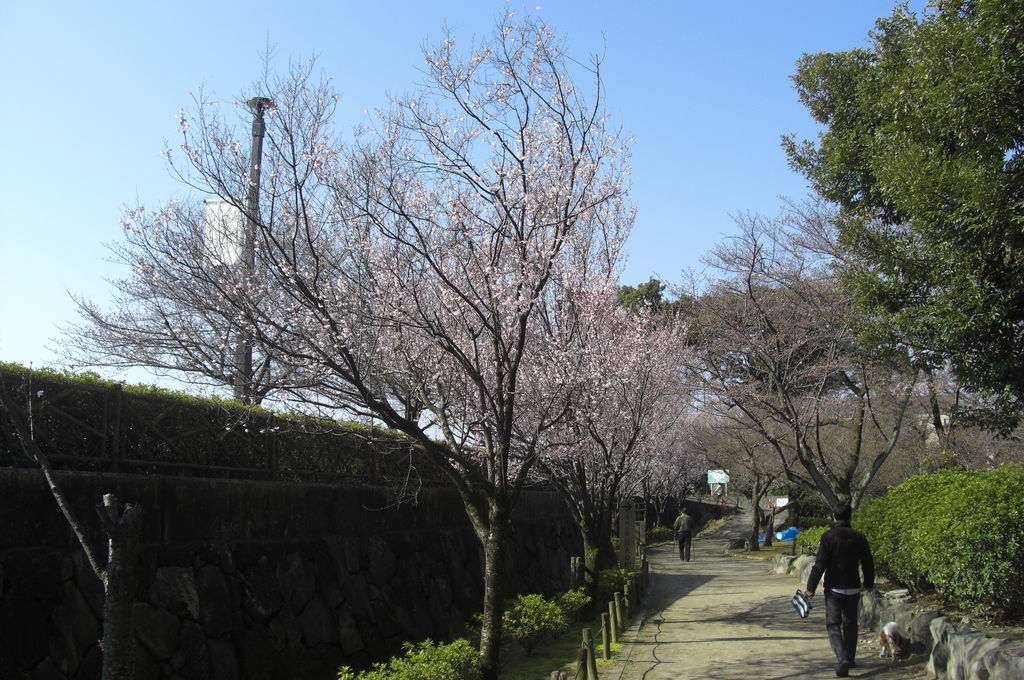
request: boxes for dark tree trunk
[747,480,762,551]
[579,508,618,604]
[762,507,776,547]
[476,506,507,680]
[99,495,142,680]
[747,506,761,551]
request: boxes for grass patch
[696,517,730,537]
[729,541,797,560]
[498,615,624,680]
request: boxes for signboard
[618,499,637,570]
[707,469,730,484]
[203,198,244,266]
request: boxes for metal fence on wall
[0,366,444,484]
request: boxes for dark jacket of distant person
[806,519,875,592]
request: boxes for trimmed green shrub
[855,465,1024,615]
[502,593,570,655]
[795,525,827,556]
[647,526,673,543]
[597,567,636,599]
[336,639,479,680]
[554,587,591,620]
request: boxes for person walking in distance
[805,503,875,677]
[673,506,695,562]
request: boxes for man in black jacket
[806,504,874,677]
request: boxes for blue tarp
[774,526,799,541]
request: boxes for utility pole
[234,96,273,405]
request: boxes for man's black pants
[677,531,692,561]
[824,590,860,664]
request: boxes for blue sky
[0,0,923,382]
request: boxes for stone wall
[0,469,579,680]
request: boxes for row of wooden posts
[555,556,651,680]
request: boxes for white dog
[878,621,909,659]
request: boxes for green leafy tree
[618,278,665,308]
[784,0,1024,428]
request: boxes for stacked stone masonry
[0,469,578,680]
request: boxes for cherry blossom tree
[639,413,709,526]
[535,290,691,584]
[91,18,633,677]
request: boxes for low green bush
[647,526,673,543]
[795,526,827,556]
[597,567,636,599]
[554,587,591,620]
[502,593,570,655]
[855,465,1024,616]
[336,639,479,680]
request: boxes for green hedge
[795,525,827,556]
[647,526,673,543]
[855,466,1024,615]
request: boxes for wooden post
[614,592,624,633]
[583,628,599,680]
[624,581,633,613]
[608,601,619,643]
[601,612,611,660]
[575,646,588,680]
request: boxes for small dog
[878,621,909,660]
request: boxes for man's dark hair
[833,504,853,521]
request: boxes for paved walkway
[611,512,926,680]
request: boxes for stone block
[791,555,816,585]
[151,565,200,620]
[207,638,240,680]
[980,642,1024,680]
[277,551,316,615]
[367,536,398,587]
[299,597,334,647]
[324,536,351,588]
[29,656,63,680]
[197,564,233,637]
[179,621,211,679]
[241,558,282,623]
[133,602,181,660]
[342,573,373,622]
[772,554,796,575]
[949,627,1002,680]
[48,581,98,676]
[337,605,365,655]
[908,610,941,652]
[926,616,954,679]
